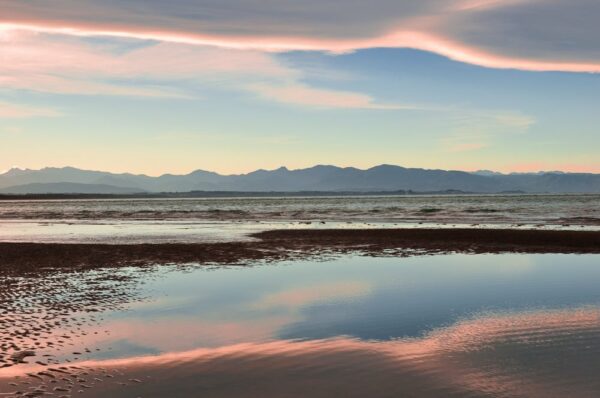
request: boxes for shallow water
[2,253,600,397]
[1,194,599,243]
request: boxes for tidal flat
[1,196,600,397]
[2,253,600,397]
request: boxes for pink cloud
[0,0,598,73]
[0,30,411,109]
[3,22,599,74]
[0,30,294,97]
[248,83,416,110]
[0,101,60,118]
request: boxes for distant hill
[0,182,146,194]
[0,165,599,193]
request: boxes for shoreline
[1,228,599,272]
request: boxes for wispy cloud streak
[0,101,60,118]
[0,30,411,109]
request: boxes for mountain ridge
[1,165,599,194]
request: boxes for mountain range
[1,165,599,194]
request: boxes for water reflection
[104,254,600,347]
[1,253,600,397]
[3,307,600,397]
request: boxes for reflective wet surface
[1,194,600,245]
[1,253,600,397]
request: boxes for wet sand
[0,265,151,397]
[1,229,600,397]
[0,228,599,272]
[3,307,600,397]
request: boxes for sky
[0,0,599,176]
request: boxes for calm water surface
[2,253,600,397]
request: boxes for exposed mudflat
[0,228,599,272]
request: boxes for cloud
[0,30,414,109]
[491,113,535,129]
[248,83,415,110]
[440,109,535,152]
[445,141,488,153]
[445,0,600,65]
[0,101,60,118]
[0,30,293,98]
[0,0,598,72]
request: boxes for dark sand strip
[0,228,599,272]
